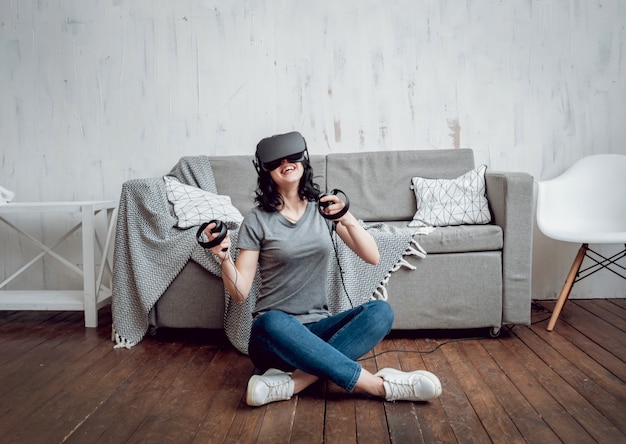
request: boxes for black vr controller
[196,220,228,251]
[318,189,350,220]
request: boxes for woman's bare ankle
[291,370,319,394]
[355,370,386,398]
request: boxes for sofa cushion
[164,176,243,228]
[386,251,503,329]
[384,221,502,253]
[418,224,503,253]
[409,165,491,227]
[326,149,476,222]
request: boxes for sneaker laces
[385,374,422,401]
[265,376,293,402]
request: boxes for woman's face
[269,158,304,189]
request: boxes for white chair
[536,154,626,331]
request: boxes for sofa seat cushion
[386,251,503,329]
[383,221,503,254]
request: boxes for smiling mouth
[282,165,296,173]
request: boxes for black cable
[530,301,553,325]
[217,251,247,303]
[327,223,355,308]
[357,336,488,360]
[531,315,552,325]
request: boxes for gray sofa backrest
[208,155,257,215]
[325,149,476,221]
[209,149,475,221]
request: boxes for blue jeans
[248,299,394,392]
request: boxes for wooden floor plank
[465,337,561,443]
[192,347,256,443]
[500,327,623,443]
[88,341,191,443]
[593,299,626,322]
[323,383,358,444]
[0,301,625,443]
[0,310,68,353]
[375,336,424,443]
[14,335,163,443]
[255,398,298,444]
[609,298,626,310]
[536,301,626,379]
[575,299,626,333]
[529,321,626,398]
[289,387,326,444]
[0,312,90,403]
[0,320,113,440]
[121,345,219,443]
[355,349,389,444]
[0,311,82,370]
[556,301,626,351]
[418,335,492,444]
[219,370,267,443]
[355,400,390,444]
[481,333,595,443]
[410,336,458,444]
[441,339,525,443]
[527,321,626,429]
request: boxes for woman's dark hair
[254,157,321,212]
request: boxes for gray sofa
[148,149,533,337]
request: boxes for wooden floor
[0,299,625,443]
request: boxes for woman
[204,131,442,406]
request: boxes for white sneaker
[375,368,442,401]
[246,368,295,407]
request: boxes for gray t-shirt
[237,201,334,324]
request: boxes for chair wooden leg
[547,243,588,332]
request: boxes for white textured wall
[1,1,625,297]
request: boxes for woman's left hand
[319,194,346,220]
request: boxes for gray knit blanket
[112,156,425,354]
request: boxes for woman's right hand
[203,222,231,259]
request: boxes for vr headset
[254,131,309,173]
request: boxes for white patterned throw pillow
[164,176,244,228]
[408,165,491,227]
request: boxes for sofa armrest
[485,171,534,325]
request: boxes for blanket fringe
[407,238,427,258]
[373,236,428,300]
[112,328,137,349]
[373,285,388,300]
